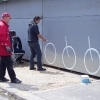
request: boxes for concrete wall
[42,0,100,76]
[0,0,43,60]
[0,0,100,77]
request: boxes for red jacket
[0,19,12,56]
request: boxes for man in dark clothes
[28,16,47,71]
[10,30,25,63]
[0,12,22,83]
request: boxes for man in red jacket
[0,12,22,83]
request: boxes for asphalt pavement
[0,95,9,100]
[35,80,100,100]
[0,62,100,100]
[0,80,100,100]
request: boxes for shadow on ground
[6,82,39,91]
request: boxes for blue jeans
[28,42,42,69]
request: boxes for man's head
[10,30,16,37]
[1,12,11,24]
[33,16,41,24]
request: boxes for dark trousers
[0,56,16,80]
[28,42,42,69]
[14,48,25,62]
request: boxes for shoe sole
[0,80,9,82]
[37,70,46,71]
[11,81,22,83]
[30,68,36,70]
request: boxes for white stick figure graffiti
[44,36,100,75]
[62,36,76,70]
[44,42,57,64]
[44,36,76,69]
[84,36,100,75]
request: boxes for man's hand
[37,34,47,42]
[5,46,11,53]
[42,38,47,42]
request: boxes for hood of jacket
[28,21,36,26]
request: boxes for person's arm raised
[37,34,47,42]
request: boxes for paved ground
[0,95,9,100]
[5,62,97,93]
[0,80,100,100]
[0,89,15,100]
[35,80,100,100]
[0,61,99,100]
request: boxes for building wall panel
[0,0,100,76]
[43,0,100,76]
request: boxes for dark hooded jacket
[13,37,22,49]
[28,21,39,42]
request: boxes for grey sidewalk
[35,80,100,100]
[0,80,100,100]
[0,95,9,100]
[0,62,99,100]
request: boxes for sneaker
[30,67,36,70]
[19,61,24,64]
[0,77,9,82]
[11,78,22,83]
[37,68,46,71]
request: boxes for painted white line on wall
[44,42,57,64]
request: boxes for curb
[0,82,45,100]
